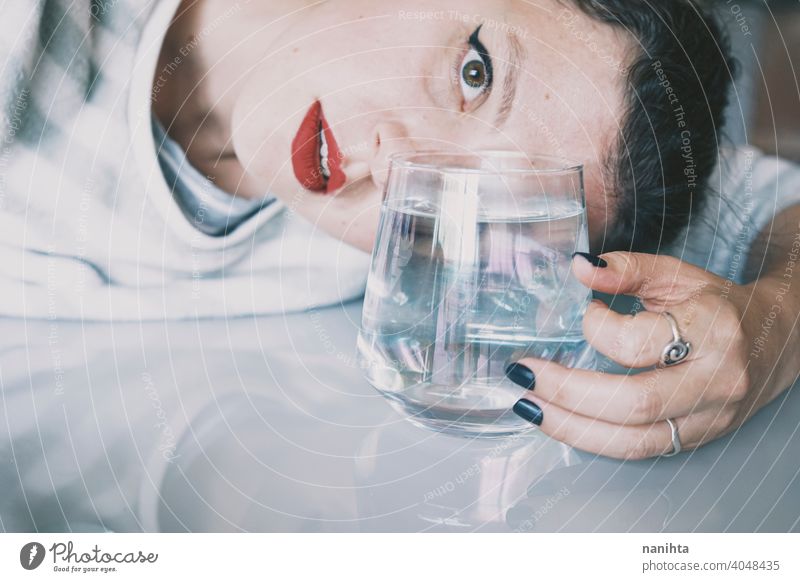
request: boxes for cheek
[230,85,295,183]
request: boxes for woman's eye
[459,49,490,104]
[457,27,493,110]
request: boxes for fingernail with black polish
[513,399,543,426]
[573,252,608,268]
[505,362,536,390]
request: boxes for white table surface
[1,300,798,532]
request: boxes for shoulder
[716,146,800,193]
[663,147,800,281]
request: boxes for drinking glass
[357,151,595,437]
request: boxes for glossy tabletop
[1,299,798,532]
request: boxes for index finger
[572,251,708,301]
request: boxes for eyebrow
[494,32,526,128]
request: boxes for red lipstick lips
[291,101,346,194]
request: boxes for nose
[366,120,515,191]
[368,121,418,191]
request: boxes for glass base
[358,333,596,439]
[379,389,538,439]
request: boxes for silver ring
[659,311,691,367]
[662,418,682,457]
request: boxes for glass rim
[387,150,583,175]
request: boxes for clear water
[358,197,594,436]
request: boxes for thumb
[571,251,710,300]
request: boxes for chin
[318,185,382,252]
[329,213,379,254]
[349,232,377,254]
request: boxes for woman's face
[231,0,630,251]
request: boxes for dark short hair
[569,0,736,253]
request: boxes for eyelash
[453,25,494,112]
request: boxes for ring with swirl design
[658,312,691,368]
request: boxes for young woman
[149,0,800,460]
[3,0,799,459]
